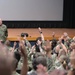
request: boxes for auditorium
[0,0,75,75]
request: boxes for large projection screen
[0,0,63,21]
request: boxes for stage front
[7,28,75,41]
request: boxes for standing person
[0,18,8,43]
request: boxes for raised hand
[70,42,75,49]
[38,27,42,32]
[19,40,28,75]
[43,40,51,51]
[17,35,21,41]
[52,32,55,37]
[19,40,27,57]
[13,42,17,47]
[23,35,26,40]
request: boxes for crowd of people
[0,18,75,75]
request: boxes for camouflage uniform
[64,38,72,49]
[0,24,8,42]
[24,39,33,70]
[54,59,64,70]
[47,54,57,73]
[46,56,53,71]
[7,46,13,51]
[27,70,37,75]
[12,71,20,75]
[17,39,32,71]
[17,57,23,71]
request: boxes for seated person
[0,40,28,75]
[28,56,48,75]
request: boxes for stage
[7,28,75,41]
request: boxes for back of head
[51,39,57,50]
[32,56,47,70]
[33,52,44,58]
[0,43,14,75]
[36,37,42,42]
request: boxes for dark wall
[63,0,75,28]
[3,0,75,28]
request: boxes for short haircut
[0,43,14,75]
[32,56,47,70]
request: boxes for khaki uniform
[0,24,8,42]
